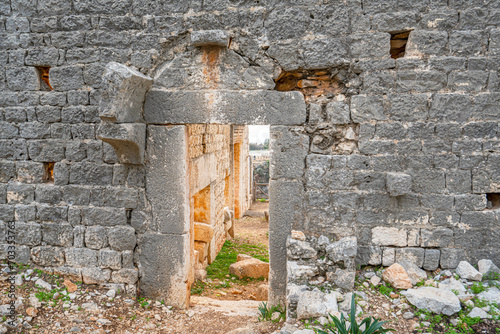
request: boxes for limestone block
[399,260,427,285]
[326,268,356,290]
[423,249,441,271]
[406,287,461,315]
[382,263,412,289]
[255,284,268,301]
[111,268,138,284]
[296,290,338,320]
[372,227,407,247]
[387,172,412,196]
[194,223,214,243]
[237,254,253,262]
[194,241,209,260]
[287,237,317,260]
[478,259,500,278]
[325,236,357,265]
[82,267,109,284]
[191,30,229,47]
[97,123,146,165]
[99,62,153,123]
[229,259,269,279]
[456,261,482,281]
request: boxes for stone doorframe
[140,88,308,308]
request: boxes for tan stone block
[194,223,214,242]
[229,259,269,279]
[382,263,412,289]
[194,241,209,260]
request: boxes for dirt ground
[237,201,269,247]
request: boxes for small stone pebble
[403,312,414,319]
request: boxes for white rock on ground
[478,259,500,278]
[455,261,482,281]
[405,287,461,315]
[399,260,427,285]
[477,287,500,304]
[467,307,492,319]
[370,275,381,286]
[438,277,467,295]
[34,279,52,290]
[296,289,338,320]
[225,328,256,334]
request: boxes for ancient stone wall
[1,0,499,306]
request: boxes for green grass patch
[205,239,268,281]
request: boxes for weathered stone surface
[191,30,229,47]
[478,259,500,278]
[99,62,153,123]
[229,259,269,279]
[477,287,500,304]
[387,173,412,196]
[326,268,355,290]
[296,290,338,320]
[406,287,462,315]
[456,261,483,281]
[97,123,146,164]
[144,90,307,125]
[287,237,317,260]
[372,227,407,247]
[468,307,492,319]
[382,263,412,289]
[326,236,357,265]
[399,260,427,285]
[255,284,268,301]
[194,223,214,243]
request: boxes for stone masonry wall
[1,0,499,300]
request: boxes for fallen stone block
[99,62,153,123]
[326,268,355,290]
[399,260,427,285]
[456,261,482,281]
[255,284,268,301]
[287,237,317,260]
[477,287,500,304]
[478,259,500,278]
[229,259,269,279]
[97,123,146,165]
[468,307,492,319]
[406,287,461,315]
[237,254,254,262]
[296,289,338,320]
[382,263,412,289]
[326,236,357,265]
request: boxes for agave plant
[317,293,395,334]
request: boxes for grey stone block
[36,205,67,221]
[31,246,65,266]
[42,222,73,247]
[191,30,229,47]
[461,211,496,228]
[6,67,40,91]
[111,268,138,284]
[50,66,85,91]
[270,126,309,180]
[382,247,395,267]
[104,187,139,209]
[99,249,121,270]
[264,7,309,41]
[65,247,97,268]
[387,172,412,196]
[14,205,36,221]
[35,185,62,204]
[54,162,69,186]
[387,94,429,122]
[449,71,489,92]
[82,267,109,284]
[440,248,466,269]
[446,170,472,193]
[349,32,390,58]
[326,101,351,124]
[146,126,189,234]
[122,250,134,268]
[358,140,396,155]
[99,62,153,123]
[144,90,306,125]
[15,161,44,183]
[397,70,447,92]
[395,248,425,268]
[356,246,382,266]
[0,161,16,182]
[108,226,136,251]
[73,225,85,248]
[0,122,19,139]
[411,170,446,194]
[350,95,386,122]
[36,106,61,123]
[81,207,127,226]
[421,229,454,248]
[449,30,485,56]
[97,123,146,165]
[15,222,42,246]
[19,122,51,139]
[69,162,113,185]
[25,48,60,66]
[7,184,34,204]
[85,226,108,250]
[28,140,65,162]
[0,140,28,160]
[423,249,441,271]
[406,30,448,56]
[138,233,190,308]
[371,11,418,32]
[454,194,487,211]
